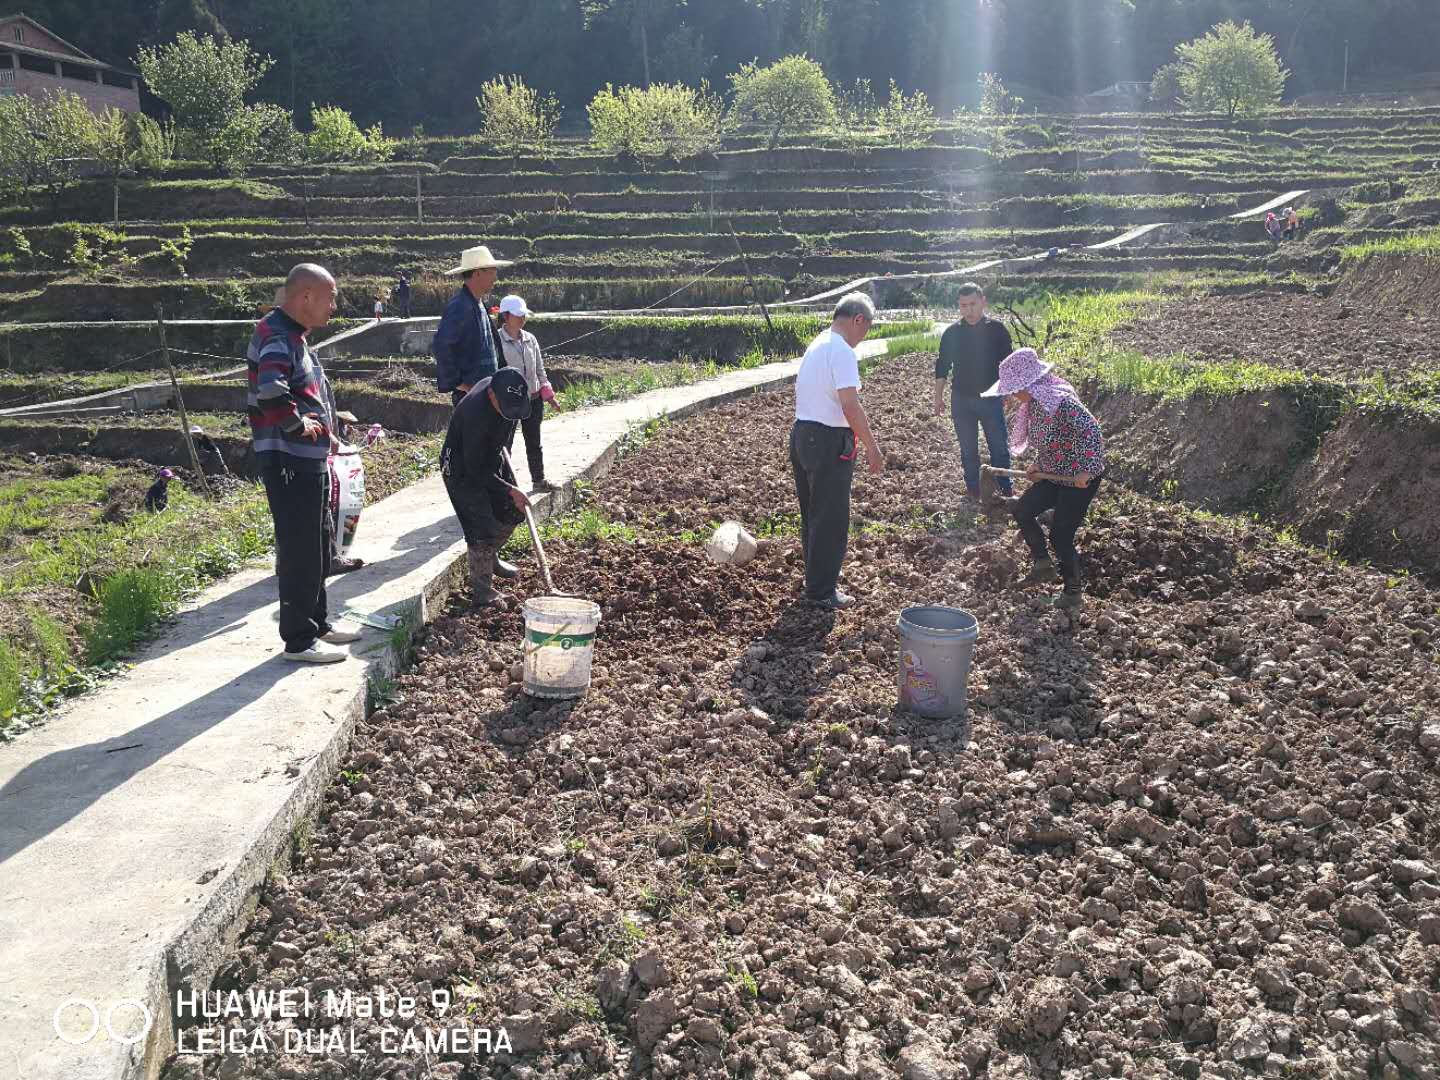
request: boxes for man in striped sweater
[248,264,363,663]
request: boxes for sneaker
[1015,562,1060,589]
[494,556,520,580]
[320,628,363,645]
[810,591,858,610]
[283,643,348,664]
[531,479,558,494]
[329,556,364,575]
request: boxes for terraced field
[3,107,1440,732]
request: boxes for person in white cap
[496,294,558,493]
[433,245,513,407]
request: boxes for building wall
[1,21,84,59]
[7,65,140,113]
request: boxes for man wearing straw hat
[434,245,513,408]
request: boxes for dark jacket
[440,376,523,540]
[935,317,1014,399]
[442,378,519,486]
[433,286,505,392]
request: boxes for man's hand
[509,488,531,513]
[866,448,885,476]
[300,416,324,441]
[1025,464,1041,482]
[329,433,341,452]
[457,383,472,394]
[1071,473,1091,489]
[932,400,945,418]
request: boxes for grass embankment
[1340,226,1440,260]
[1039,291,1439,419]
[0,433,439,735]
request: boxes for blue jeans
[951,395,1012,494]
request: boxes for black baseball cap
[487,367,532,420]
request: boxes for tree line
[5,0,1438,133]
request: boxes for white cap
[499,295,531,319]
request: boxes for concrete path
[0,340,887,1080]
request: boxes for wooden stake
[727,222,775,336]
[156,304,213,499]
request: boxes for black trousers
[520,397,545,483]
[444,473,524,546]
[790,420,856,601]
[1013,475,1103,569]
[261,465,332,653]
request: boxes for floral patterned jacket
[1027,398,1106,479]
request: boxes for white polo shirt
[794,329,861,429]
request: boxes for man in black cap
[441,367,533,611]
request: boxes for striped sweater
[247,308,332,471]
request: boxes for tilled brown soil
[170,356,1440,1080]
[1109,293,1440,382]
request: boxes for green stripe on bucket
[526,629,596,650]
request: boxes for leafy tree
[729,54,836,149]
[1150,61,1183,112]
[1174,21,1289,121]
[587,81,725,165]
[879,80,936,148]
[477,76,563,165]
[0,91,97,207]
[307,105,397,163]
[203,103,302,175]
[135,31,274,133]
[977,72,1023,117]
[93,110,176,182]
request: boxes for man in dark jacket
[434,245,512,407]
[932,283,1014,500]
[441,367,533,611]
[392,273,412,319]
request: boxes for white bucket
[522,596,602,699]
[705,521,759,566]
[896,606,979,719]
[329,445,366,559]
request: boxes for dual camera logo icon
[53,998,153,1046]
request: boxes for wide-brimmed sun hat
[446,245,514,275]
[981,347,1053,397]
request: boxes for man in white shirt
[790,292,885,610]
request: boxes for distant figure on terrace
[1265,211,1282,242]
[392,273,412,319]
[1284,206,1301,240]
[496,294,558,494]
[934,283,1013,501]
[190,424,229,476]
[434,245,512,407]
[144,468,174,513]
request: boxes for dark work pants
[521,397,545,483]
[262,465,331,653]
[1013,475,1103,571]
[444,474,523,547]
[790,421,856,601]
[952,394,1012,495]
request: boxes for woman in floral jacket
[982,348,1106,608]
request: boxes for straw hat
[446,245,513,275]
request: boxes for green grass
[884,332,942,358]
[1340,226,1440,261]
